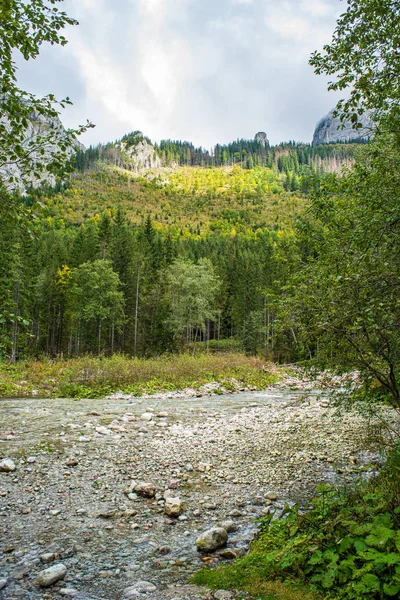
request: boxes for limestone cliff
[254,132,269,147]
[117,131,161,171]
[313,109,373,145]
[0,107,84,193]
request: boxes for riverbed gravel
[0,382,396,599]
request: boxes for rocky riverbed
[0,382,393,599]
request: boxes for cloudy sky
[15,0,344,148]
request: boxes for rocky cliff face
[313,109,373,145]
[254,131,269,147]
[117,131,161,171]
[0,108,84,193]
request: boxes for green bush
[194,450,400,599]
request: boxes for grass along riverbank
[0,352,280,398]
[193,448,400,600]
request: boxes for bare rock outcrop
[313,109,373,145]
[117,131,161,171]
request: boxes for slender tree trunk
[134,260,141,356]
[76,321,81,357]
[98,320,102,355]
[58,299,64,356]
[192,328,198,356]
[111,317,115,355]
[10,281,20,364]
[264,297,267,358]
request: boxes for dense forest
[0,159,311,361]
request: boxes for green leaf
[383,583,400,597]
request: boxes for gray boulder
[196,527,228,552]
[35,563,67,587]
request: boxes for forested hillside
[0,123,367,363]
[0,124,367,363]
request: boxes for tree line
[0,209,302,362]
[75,138,359,176]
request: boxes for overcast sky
[15,0,344,149]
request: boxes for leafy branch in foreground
[310,0,400,133]
[281,136,400,408]
[0,0,93,194]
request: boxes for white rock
[40,553,55,563]
[36,564,67,587]
[95,426,112,435]
[164,497,183,518]
[0,579,7,590]
[123,581,157,597]
[0,459,16,472]
[140,413,153,422]
[214,592,233,600]
[196,527,228,552]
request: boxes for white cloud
[17,0,344,147]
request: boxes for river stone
[123,581,157,597]
[220,520,237,533]
[95,426,112,435]
[164,496,182,517]
[0,459,16,472]
[140,413,153,422]
[265,491,278,500]
[214,592,233,600]
[0,579,7,590]
[40,552,55,563]
[135,482,156,498]
[36,563,67,587]
[196,527,228,552]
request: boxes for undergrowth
[193,447,400,599]
[0,352,279,398]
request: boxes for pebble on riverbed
[35,564,67,587]
[122,581,157,598]
[0,459,16,472]
[164,496,183,517]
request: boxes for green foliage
[165,258,220,348]
[281,135,400,408]
[0,0,92,196]
[310,0,400,132]
[195,460,400,599]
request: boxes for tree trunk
[134,260,141,356]
[10,281,20,364]
[98,320,102,355]
[111,317,115,355]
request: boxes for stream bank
[0,384,389,599]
